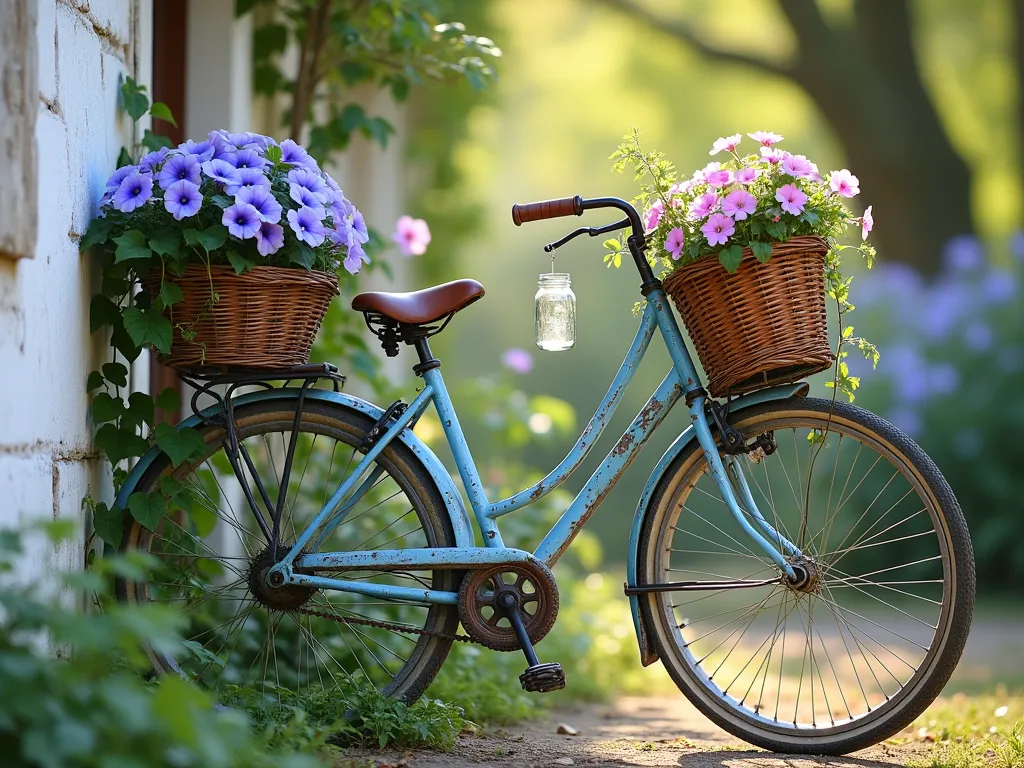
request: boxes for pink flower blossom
[781,154,815,178]
[669,181,692,196]
[829,169,860,198]
[702,162,732,188]
[502,348,533,374]
[748,131,783,146]
[393,215,431,256]
[860,205,873,240]
[702,213,735,247]
[775,184,807,216]
[733,167,760,184]
[664,227,685,260]
[721,189,757,221]
[760,147,788,165]
[710,134,742,155]
[689,192,719,219]
[643,199,664,231]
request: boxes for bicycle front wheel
[638,397,974,754]
[116,398,459,703]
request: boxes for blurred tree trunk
[600,0,974,275]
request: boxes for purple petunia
[287,168,331,204]
[202,158,242,186]
[179,139,215,162]
[349,209,369,244]
[157,154,201,190]
[255,221,285,256]
[139,146,171,171]
[112,171,153,213]
[223,202,262,239]
[164,180,203,220]
[228,148,268,171]
[105,164,139,191]
[235,185,282,224]
[289,183,326,215]
[343,240,370,275]
[225,167,271,196]
[280,139,318,170]
[288,206,326,247]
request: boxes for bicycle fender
[114,388,476,548]
[625,383,809,666]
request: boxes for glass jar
[535,273,576,351]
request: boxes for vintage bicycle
[114,195,974,755]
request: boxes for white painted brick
[38,0,58,103]
[79,0,132,50]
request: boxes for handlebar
[511,195,583,225]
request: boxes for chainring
[457,561,559,651]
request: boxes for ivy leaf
[149,229,181,257]
[749,241,773,263]
[148,101,177,127]
[719,244,744,273]
[155,423,206,466]
[122,307,173,354]
[141,129,173,152]
[158,281,184,310]
[92,503,125,548]
[90,295,121,332]
[92,392,125,423]
[101,362,128,388]
[264,144,282,165]
[290,243,315,269]
[86,370,104,392]
[95,423,149,465]
[183,227,228,252]
[800,210,820,225]
[128,392,156,427]
[748,219,763,237]
[764,219,785,240]
[120,77,149,121]
[116,147,134,169]
[155,387,181,413]
[111,321,142,363]
[113,230,152,263]
[210,195,233,210]
[81,217,116,249]
[227,251,255,275]
[127,492,166,532]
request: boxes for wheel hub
[785,558,822,594]
[247,544,316,612]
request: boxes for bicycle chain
[293,604,477,643]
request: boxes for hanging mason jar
[535,273,576,351]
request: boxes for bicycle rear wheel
[638,397,974,754]
[116,398,459,702]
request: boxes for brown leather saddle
[351,279,486,357]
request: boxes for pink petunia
[702,213,735,247]
[702,162,732,188]
[733,167,760,185]
[781,154,815,178]
[393,215,431,256]
[669,180,692,197]
[748,131,783,146]
[643,199,665,231]
[664,227,685,260]
[689,192,719,219]
[775,184,807,216]
[829,169,860,198]
[860,205,873,240]
[760,147,788,165]
[721,189,757,221]
[710,134,742,155]
[502,348,533,374]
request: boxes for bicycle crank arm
[623,576,784,596]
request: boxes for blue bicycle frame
[263,206,804,602]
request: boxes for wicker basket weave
[143,264,339,371]
[662,235,833,397]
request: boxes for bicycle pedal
[519,661,566,693]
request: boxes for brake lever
[543,217,631,252]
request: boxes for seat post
[412,337,441,376]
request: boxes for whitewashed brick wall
[0,0,149,580]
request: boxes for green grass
[898,692,1024,768]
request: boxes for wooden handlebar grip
[511,195,583,226]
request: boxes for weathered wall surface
[0,0,148,578]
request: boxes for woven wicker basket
[143,264,339,371]
[662,235,833,397]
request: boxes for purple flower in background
[929,363,960,395]
[105,164,138,191]
[229,148,267,171]
[886,407,922,438]
[288,206,326,247]
[288,168,331,204]
[350,209,369,244]
[112,171,153,213]
[748,131,783,146]
[164,180,203,220]
[885,344,927,403]
[289,184,326,215]
[179,139,215,162]
[225,167,271,196]
[223,202,261,239]
[236,185,282,224]
[942,235,984,272]
[207,132,238,161]
[980,269,1015,304]
[343,240,370,275]
[156,154,201,190]
[139,146,170,171]
[702,163,732,188]
[998,348,1024,373]
[733,167,760,185]
[919,280,970,341]
[963,320,993,352]
[689,192,719,219]
[760,147,788,165]
[502,348,533,374]
[202,158,242,186]
[393,215,431,256]
[280,139,318,170]
[255,221,285,256]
